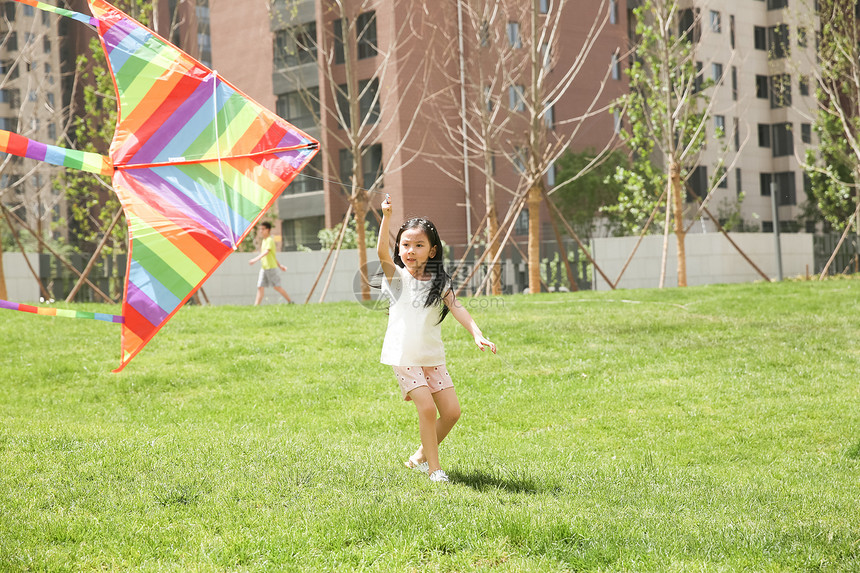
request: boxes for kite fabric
[4,0,320,372]
[0,299,124,323]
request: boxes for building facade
[667,0,819,233]
[210,0,629,251]
[1,0,65,239]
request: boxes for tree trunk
[670,161,687,287]
[0,224,6,300]
[527,184,542,293]
[354,195,370,301]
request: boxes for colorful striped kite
[0,0,319,371]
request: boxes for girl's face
[398,227,436,275]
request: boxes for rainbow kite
[0,0,319,371]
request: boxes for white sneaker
[429,470,450,483]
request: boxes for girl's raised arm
[377,195,396,282]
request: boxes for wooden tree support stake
[66,206,124,303]
[0,203,115,304]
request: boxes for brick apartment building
[209,0,629,251]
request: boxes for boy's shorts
[258,268,281,288]
[392,365,454,401]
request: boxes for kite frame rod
[114,143,320,171]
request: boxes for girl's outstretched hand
[381,194,392,216]
[475,334,497,354]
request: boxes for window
[768,25,790,59]
[767,0,788,9]
[774,171,796,205]
[710,10,721,33]
[797,27,807,47]
[512,147,527,174]
[613,109,622,134]
[769,74,791,108]
[688,166,708,202]
[334,13,377,64]
[771,123,793,157]
[333,19,345,64]
[336,78,380,128]
[799,75,810,96]
[754,26,767,50]
[760,172,773,196]
[483,85,493,112]
[611,52,620,80]
[508,84,526,111]
[758,124,771,147]
[480,20,490,47]
[514,209,529,235]
[43,36,51,53]
[4,2,16,21]
[712,62,723,83]
[715,165,728,188]
[715,115,726,137]
[507,22,521,48]
[0,60,18,80]
[736,168,743,196]
[801,123,812,144]
[694,61,703,93]
[356,12,377,59]
[274,23,317,68]
[547,162,556,188]
[285,154,323,195]
[339,143,383,188]
[756,75,769,99]
[730,15,736,48]
[542,43,551,71]
[544,102,555,129]
[734,117,740,151]
[23,4,33,16]
[609,0,618,24]
[6,32,16,51]
[276,88,319,129]
[282,216,325,250]
[679,8,700,43]
[732,66,738,100]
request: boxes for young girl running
[377,195,497,483]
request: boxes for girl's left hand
[475,335,497,354]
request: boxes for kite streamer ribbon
[0,299,124,323]
[0,130,114,176]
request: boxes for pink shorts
[392,365,454,401]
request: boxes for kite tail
[0,130,114,177]
[11,0,98,26]
[0,299,124,323]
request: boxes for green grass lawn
[1,279,859,571]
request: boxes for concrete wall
[202,249,377,306]
[1,253,41,302]
[591,233,814,291]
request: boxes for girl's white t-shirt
[380,265,448,366]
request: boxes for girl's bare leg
[408,386,441,473]
[410,387,460,467]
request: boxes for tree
[429,0,622,295]
[271,0,431,301]
[804,0,860,233]
[613,0,718,287]
[552,147,627,237]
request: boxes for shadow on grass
[847,441,860,460]
[447,467,560,494]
